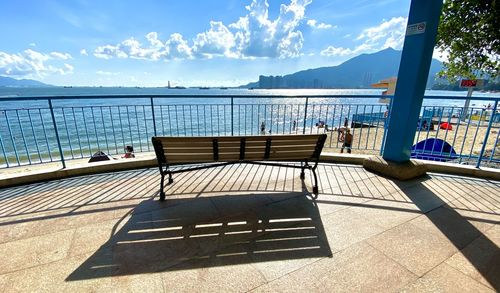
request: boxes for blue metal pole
[48,99,66,168]
[476,100,498,168]
[382,0,443,162]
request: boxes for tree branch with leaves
[435,0,499,81]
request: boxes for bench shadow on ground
[66,192,333,281]
[0,164,497,288]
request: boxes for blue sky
[0,0,413,86]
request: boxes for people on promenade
[341,129,353,154]
[260,121,266,134]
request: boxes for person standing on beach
[260,121,266,134]
[341,129,353,153]
[344,117,349,128]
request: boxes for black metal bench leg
[311,167,319,198]
[159,173,166,201]
[167,172,173,185]
[300,168,305,180]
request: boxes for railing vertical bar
[488,124,500,162]
[458,107,473,164]
[188,105,194,136]
[15,109,31,165]
[270,104,275,134]
[330,104,337,148]
[39,109,53,162]
[431,107,445,156]
[99,107,111,154]
[27,109,42,163]
[61,108,74,159]
[415,106,424,148]
[365,105,373,149]
[355,105,362,149]
[476,100,498,168]
[142,105,149,150]
[91,107,101,153]
[244,103,247,135]
[336,105,344,148]
[439,107,453,155]
[48,99,65,168]
[159,105,165,136]
[309,104,315,134]
[134,106,143,151]
[302,97,309,134]
[71,108,83,158]
[82,107,93,155]
[230,97,234,136]
[126,106,133,147]
[468,108,483,163]
[117,106,126,151]
[0,134,9,168]
[108,107,118,155]
[196,105,200,136]
[150,97,157,136]
[449,106,461,160]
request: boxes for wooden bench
[152,134,327,201]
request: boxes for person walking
[341,129,353,154]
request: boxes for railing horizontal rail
[2,94,499,102]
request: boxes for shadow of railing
[66,193,332,280]
[396,181,499,291]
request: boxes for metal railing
[0,94,498,169]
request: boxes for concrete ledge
[363,156,427,181]
[425,160,500,181]
[0,158,157,188]
[320,152,370,165]
[1,154,499,189]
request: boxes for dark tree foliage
[436,0,499,81]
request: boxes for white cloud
[321,17,407,57]
[356,17,407,49]
[93,0,311,60]
[80,49,88,56]
[29,43,36,47]
[50,52,72,60]
[0,49,73,77]
[165,33,193,59]
[96,70,119,76]
[193,21,237,58]
[307,19,334,29]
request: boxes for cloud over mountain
[93,0,312,60]
[321,17,407,57]
[0,49,73,77]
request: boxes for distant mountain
[0,76,53,87]
[243,48,442,89]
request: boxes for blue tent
[411,138,458,162]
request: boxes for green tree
[435,0,499,81]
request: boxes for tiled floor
[0,163,498,292]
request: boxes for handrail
[1,94,498,102]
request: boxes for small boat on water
[199,87,210,90]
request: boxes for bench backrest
[152,134,327,165]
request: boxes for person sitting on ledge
[122,145,135,158]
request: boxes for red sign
[460,79,477,87]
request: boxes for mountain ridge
[0,76,53,87]
[243,48,442,89]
